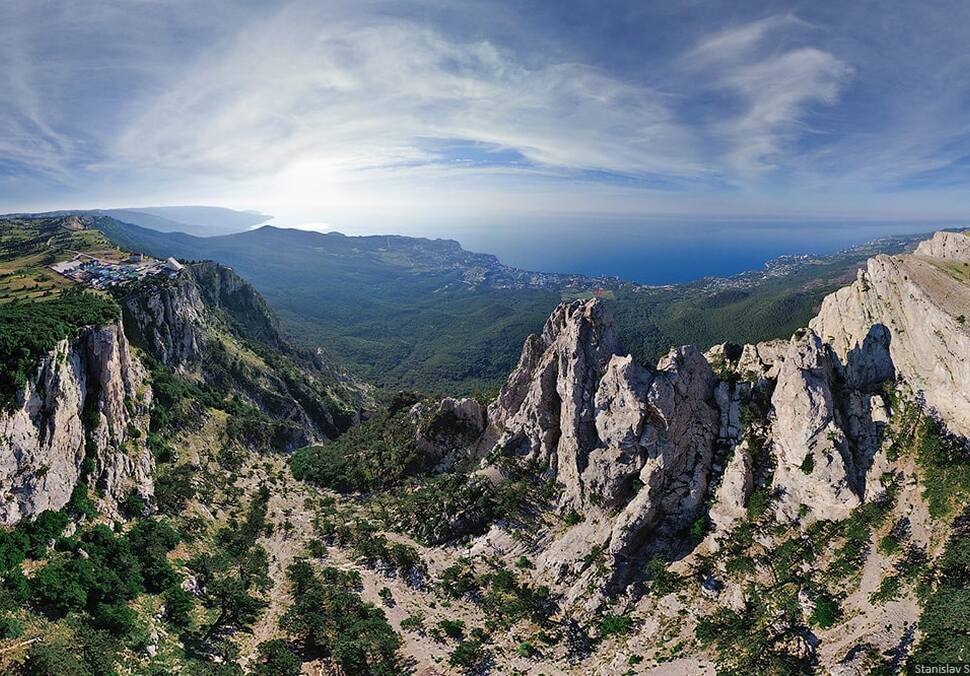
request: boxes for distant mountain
[97,205,270,236]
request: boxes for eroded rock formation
[0,320,153,525]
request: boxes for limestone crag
[478,300,721,595]
[769,329,861,522]
[122,269,205,369]
[482,299,619,487]
[601,346,719,557]
[913,229,970,260]
[122,262,369,447]
[810,233,970,436]
[0,319,153,525]
[709,439,754,532]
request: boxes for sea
[445,217,953,285]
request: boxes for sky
[3,0,970,236]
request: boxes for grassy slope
[0,217,121,303]
[0,216,125,408]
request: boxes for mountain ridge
[2,213,969,674]
[83,212,939,397]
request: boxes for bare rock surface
[769,329,861,522]
[0,319,153,524]
[811,238,970,436]
[479,300,720,596]
[913,229,970,260]
[709,440,754,532]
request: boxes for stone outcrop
[122,262,370,447]
[122,268,205,369]
[769,329,861,522]
[706,340,788,382]
[738,339,789,381]
[913,229,970,260]
[482,299,618,478]
[601,346,719,557]
[479,300,720,593]
[448,230,970,606]
[810,238,970,437]
[0,320,153,525]
[709,439,754,532]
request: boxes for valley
[0,212,968,674]
[89,214,926,397]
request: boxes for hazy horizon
[5,1,970,233]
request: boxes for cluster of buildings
[50,252,184,289]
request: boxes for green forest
[0,290,120,410]
[90,216,907,398]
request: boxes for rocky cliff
[461,230,970,608]
[472,300,723,600]
[121,261,370,448]
[810,230,970,436]
[0,319,153,525]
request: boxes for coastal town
[50,251,183,289]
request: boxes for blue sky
[3,0,970,233]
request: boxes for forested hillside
[91,215,923,397]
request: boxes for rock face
[445,230,970,605]
[810,236,970,437]
[122,262,369,447]
[482,300,618,474]
[600,347,719,558]
[479,300,720,592]
[0,320,153,525]
[709,440,754,532]
[913,229,970,260]
[122,268,205,369]
[121,261,285,372]
[770,330,861,522]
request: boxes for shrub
[809,594,841,628]
[253,639,301,676]
[22,642,89,676]
[164,585,196,629]
[746,488,771,520]
[689,516,709,540]
[0,613,23,639]
[92,601,138,636]
[598,613,633,638]
[645,554,683,596]
[279,561,402,674]
[155,464,197,514]
[799,453,815,475]
[400,613,425,632]
[438,618,465,640]
[449,639,488,670]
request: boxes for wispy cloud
[3,1,970,220]
[682,14,852,174]
[109,8,703,184]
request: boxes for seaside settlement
[50,252,183,289]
